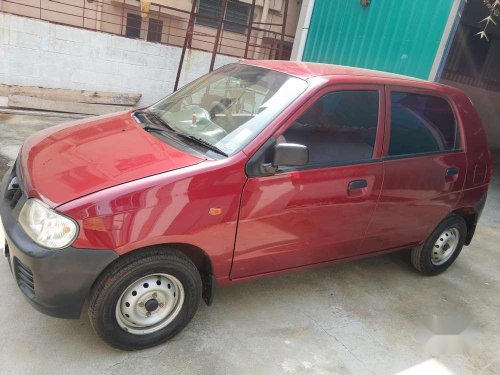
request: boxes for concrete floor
[1,114,499,375]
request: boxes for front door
[231,86,386,279]
[361,86,467,253]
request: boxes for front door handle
[348,179,368,197]
[348,179,368,191]
[446,167,459,176]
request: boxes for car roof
[241,60,454,91]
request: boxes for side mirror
[273,143,309,167]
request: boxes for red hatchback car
[1,61,492,349]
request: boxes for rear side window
[389,92,459,156]
[282,91,379,165]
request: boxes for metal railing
[1,0,294,62]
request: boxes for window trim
[383,85,464,159]
[278,157,382,174]
[382,149,465,162]
[246,84,386,176]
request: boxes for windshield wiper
[134,110,227,157]
[145,110,177,132]
[142,124,172,134]
[175,133,228,157]
[134,109,176,132]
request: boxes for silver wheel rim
[115,273,184,335]
[432,227,460,266]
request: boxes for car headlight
[19,199,78,249]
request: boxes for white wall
[0,13,238,106]
[442,80,500,151]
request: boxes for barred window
[125,13,141,39]
[147,19,163,43]
[196,0,249,34]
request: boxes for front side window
[389,92,459,156]
[148,64,307,156]
[281,91,380,166]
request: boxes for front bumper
[1,164,118,319]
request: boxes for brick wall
[0,13,238,106]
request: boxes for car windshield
[148,64,308,156]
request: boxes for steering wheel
[210,101,236,132]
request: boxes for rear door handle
[348,179,368,191]
[446,167,459,176]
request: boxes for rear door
[231,85,386,279]
[361,86,466,253]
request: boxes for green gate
[302,0,455,79]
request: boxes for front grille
[14,258,35,297]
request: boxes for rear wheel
[88,248,202,350]
[411,214,467,275]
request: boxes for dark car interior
[280,90,379,165]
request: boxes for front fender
[57,155,248,280]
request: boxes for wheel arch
[90,243,217,307]
[168,243,217,306]
[451,207,477,245]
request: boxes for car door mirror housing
[273,143,309,168]
[253,141,309,177]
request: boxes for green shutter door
[302,0,454,79]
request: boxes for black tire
[411,214,467,276]
[88,247,202,350]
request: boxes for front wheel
[411,214,467,276]
[88,248,202,350]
